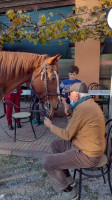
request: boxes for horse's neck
[4,72,32,96]
[0,51,45,98]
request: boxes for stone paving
[0,101,67,159]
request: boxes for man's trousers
[43,139,102,191]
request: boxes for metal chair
[88,82,98,90]
[20,85,31,102]
[89,83,109,115]
[12,112,37,142]
[73,119,112,200]
[88,82,98,98]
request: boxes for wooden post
[75,0,100,86]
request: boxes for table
[21,89,111,117]
[22,89,110,96]
[89,89,110,119]
[88,90,110,96]
[21,90,31,95]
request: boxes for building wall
[75,0,100,86]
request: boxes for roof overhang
[0,0,75,13]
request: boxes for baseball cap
[63,82,88,93]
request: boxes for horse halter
[30,61,60,116]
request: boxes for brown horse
[0,51,61,116]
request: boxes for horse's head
[31,54,61,117]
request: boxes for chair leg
[78,169,82,200]
[14,120,16,142]
[3,102,6,114]
[30,118,37,139]
[101,167,106,184]
[107,162,112,195]
[73,169,76,180]
[107,104,109,118]
[101,104,103,111]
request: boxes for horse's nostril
[54,104,59,110]
[49,74,55,80]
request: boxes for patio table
[89,89,110,117]
[21,90,31,95]
[22,89,112,118]
[88,90,110,96]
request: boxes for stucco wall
[75,39,100,86]
[75,0,100,86]
[75,0,100,9]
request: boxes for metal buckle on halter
[41,70,46,80]
[44,100,53,117]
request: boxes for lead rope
[0,122,48,142]
[2,98,45,115]
[44,69,53,118]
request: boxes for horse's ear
[46,54,61,65]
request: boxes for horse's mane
[0,51,47,77]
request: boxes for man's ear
[76,92,80,100]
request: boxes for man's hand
[61,97,71,116]
[44,117,52,129]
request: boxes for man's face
[68,91,79,103]
[68,72,77,80]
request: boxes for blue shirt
[60,79,81,103]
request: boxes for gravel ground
[0,155,111,200]
[0,155,55,200]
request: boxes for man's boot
[51,186,78,200]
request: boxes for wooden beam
[0,0,74,13]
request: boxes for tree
[0,0,112,46]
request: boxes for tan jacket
[51,99,105,157]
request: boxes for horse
[0,51,61,116]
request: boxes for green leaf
[49,12,53,16]
[40,15,47,24]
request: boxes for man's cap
[63,82,88,93]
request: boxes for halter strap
[30,60,60,116]
[31,62,60,99]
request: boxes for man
[43,82,105,200]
